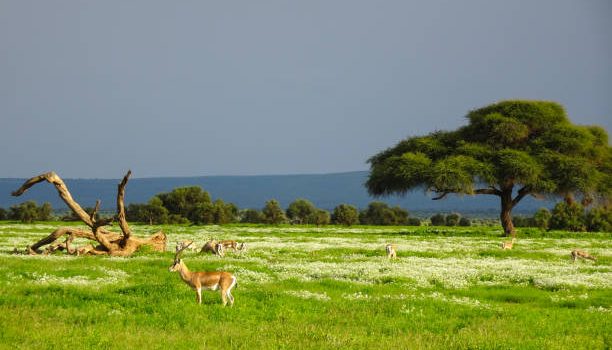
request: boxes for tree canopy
[367,100,611,235]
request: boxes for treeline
[124,186,420,226]
[1,186,610,231]
[0,201,54,223]
[513,202,612,232]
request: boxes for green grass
[0,222,610,349]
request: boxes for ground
[0,222,610,349]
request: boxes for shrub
[512,216,534,228]
[262,199,287,224]
[241,209,264,224]
[359,202,408,225]
[458,217,471,226]
[407,217,421,226]
[430,213,445,226]
[9,201,52,223]
[585,206,612,232]
[331,204,359,226]
[533,207,551,230]
[550,201,585,231]
[446,213,461,226]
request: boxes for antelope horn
[174,241,192,259]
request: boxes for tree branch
[12,172,94,227]
[116,170,132,239]
[90,200,101,222]
[474,188,502,196]
[512,186,532,207]
[432,192,449,200]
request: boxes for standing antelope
[169,242,237,306]
[571,249,597,262]
[501,238,515,250]
[386,244,397,259]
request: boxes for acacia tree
[367,101,611,236]
[12,171,167,256]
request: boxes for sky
[1,0,610,179]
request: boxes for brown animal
[571,249,597,262]
[200,240,224,256]
[169,242,237,305]
[385,243,397,259]
[218,240,247,253]
[501,238,515,250]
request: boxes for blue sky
[1,0,610,178]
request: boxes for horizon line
[0,169,370,181]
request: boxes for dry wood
[12,171,166,256]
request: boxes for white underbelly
[203,283,219,291]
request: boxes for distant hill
[0,171,555,218]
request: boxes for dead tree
[11,170,167,256]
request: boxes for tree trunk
[500,189,515,237]
[12,171,167,256]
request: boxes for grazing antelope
[200,240,224,256]
[218,240,247,253]
[501,238,515,250]
[571,249,597,262]
[385,244,397,259]
[169,242,237,306]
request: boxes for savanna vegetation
[0,222,610,349]
[0,100,610,348]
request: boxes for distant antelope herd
[168,234,598,306]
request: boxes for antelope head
[169,241,192,272]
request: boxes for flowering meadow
[0,222,610,349]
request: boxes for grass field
[0,222,610,349]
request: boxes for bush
[241,209,264,224]
[458,217,471,226]
[550,201,585,231]
[359,202,408,225]
[512,216,534,228]
[0,207,6,220]
[446,213,461,226]
[533,207,551,230]
[585,206,612,232]
[9,201,53,223]
[407,217,421,226]
[332,204,359,226]
[311,209,331,226]
[262,199,287,224]
[430,213,445,226]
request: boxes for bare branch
[12,172,93,227]
[29,227,100,254]
[90,200,101,222]
[116,170,132,239]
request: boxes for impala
[200,240,225,257]
[169,242,237,306]
[571,249,597,262]
[501,238,515,250]
[218,240,247,253]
